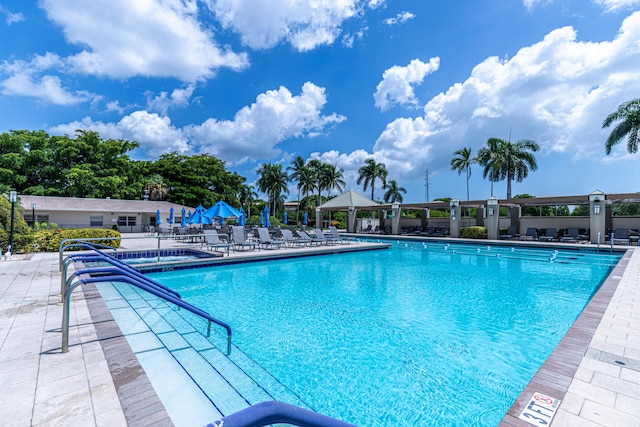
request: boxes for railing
[61,243,232,355]
[207,401,357,427]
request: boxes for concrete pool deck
[0,234,638,426]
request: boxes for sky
[1,0,640,204]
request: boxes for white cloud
[40,0,248,82]
[0,5,24,24]
[319,11,640,195]
[374,57,440,111]
[208,0,361,51]
[188,82,346,164]
[146,85,195,115]
[368,0,386,8]
[594,0,640,11]
[383,11,415,26]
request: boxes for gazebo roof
[318,189,389,211]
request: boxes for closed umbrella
[181,207,186,227]
[238,207,246,226]
[156,210,162,226]
[169,207,174,225]
[264,205,271,228]
[260,210,265,227]
[303,211,308,225]
[283,211,288,224]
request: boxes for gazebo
[317,190,389,232]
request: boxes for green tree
[603,98,640,155]
[319,163,345,199]
[287,156,307,223]
[357,158,388,201]
[238,184,258,217]
[307,159,324,208]
[477,137,539,199]
[450,147,476,201]
[144,174,168,200]
[256,163,289,214]
[383,180,407,203]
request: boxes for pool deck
[1,234,638,426]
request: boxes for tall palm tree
[307,159,324,207]
[383,180,407,203]
[603,98,640,155]
[238,184,257,217]
[144,174,168,201]
[256,163,289,214]
[477,138,539,199]
[320,163,346,199]
[287,155,307,223]
[299,166,316,218]
[450,147,476,201]
[357,158,388,201]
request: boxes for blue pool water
[145,242,620,426]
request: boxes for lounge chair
[433,226,449,236]
[203,231,230,255]
[538,228,557,242]
[311,229,337,245]
[296,230,323,246]
[281,229,310,247]
[361,224,372,234]
[256,227,286,249]
[500,226,518,240]
[519,228,538,241]
[560,227,581,243]
[421,226,437,236]
[414,226,424,235]
[231,226,257,251]
[612,228,630,245]
[328,226,350,244]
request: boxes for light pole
[31,202,36,229]
[9,191,17,254]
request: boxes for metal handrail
[59,238,120,271]
[62,272,232,354]
[207,401,357,427]
[61,252,181,301]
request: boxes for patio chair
[612,228,631,245]
[361,224,372,234]
[500,226,518,240]
[311,228,337,245]
[296,230,323,246]
[328,226,350,244]
[560,227,581,243]
[519,228,538,241]
[203,232,230,255]
[256,227,286,250]
[231,226,257,251]
[421,226,437,236]
[281,229,310,247]
[538,228,557,242]
[433,226,449,236]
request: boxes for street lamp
[9,191,16,255]
[31,202,36,228]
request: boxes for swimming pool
[137,241,620,426]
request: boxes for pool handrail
[59,238,121,271]
[62,252,181,299]
[207,401,357,427]
[62,272,232,355]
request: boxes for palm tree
[357,158,388,201]
[144,174,168,201]
[238,184,257,217]
[477,138,539,199]
[287,156,307,223]
[383,180,407,203]
[603,98,640,155]
[319,163,346,199]
[450,147,476,201]
[299,166,316,218]
[307,159,324,207]
[256,163,289,214]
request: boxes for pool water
[147,242,620,426]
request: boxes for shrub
[461,226,487,239]
[31,228,121,252]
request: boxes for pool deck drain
[1,234,638,426]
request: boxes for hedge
[460,226,487,239]
[31,228,121,252]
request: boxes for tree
[144,174,168,200]
[603,98,640,155]
[357,158,388,201]
[238,184,258,217]
[319,163,345,199]
[450,147,476,201]
[307,159,324,208]
[477,137,539,199]
[287,156,307,223]
[256,163,289,214]
[383,180,407,203]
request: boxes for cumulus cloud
[146,85,196,115]
[207,0,361,51]
[383,11,415,26]
[594,0,640,11]
[50,82,346,164]
[40,0,248,82]
[374,57,440,111]
[316,11,640,194]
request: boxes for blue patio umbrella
[264,205,271,228]
[303,211,308,225]
[181,207,186,227]
[156,209,161,226]
[283,211,288,225]
[259,209,265,226]
[204,201,242,226]
[238,207,246,226]
[168,207,174,225]
[186,205,212,226]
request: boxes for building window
[90,215,103,226]
[118,216,136,226]
[25,214,49,224]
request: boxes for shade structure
[186,205,212,225]
[264,205,271,228]
[181,207,186,227]
[168,207,174,225]
[204,201,242,225]
[283,211,288,224]
[156,210,161,226]
[303,211,308,225]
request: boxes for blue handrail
[206,401,357,427]
[59,238,120,271]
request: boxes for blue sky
[1,0,639,203]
